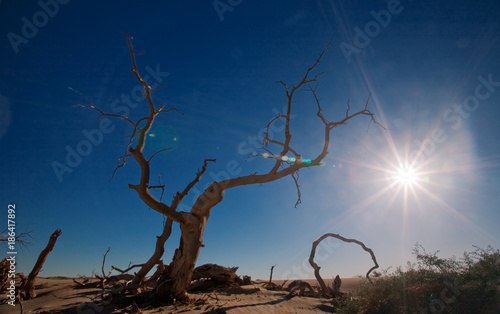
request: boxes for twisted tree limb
[131,218,172,286]
[309,233,379,297]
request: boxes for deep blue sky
[1,1,499,280]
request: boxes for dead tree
[268,264,276,284]
[309,233,379,297]
[81,34,384,303]
[23,229,62,299]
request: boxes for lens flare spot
[148,124,179,152]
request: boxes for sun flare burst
[394,165,418,185]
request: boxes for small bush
[336,244,500,313]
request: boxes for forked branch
[171,159,216,210]
[222,37,384,203]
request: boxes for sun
[394,165,417,185]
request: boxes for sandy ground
[0,277,363,314]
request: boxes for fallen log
[188,264,242,291]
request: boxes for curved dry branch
[148,148,173,163]
[118,34,186,224]
[309,233,379,297]
[291,171,301,208]
[131,218,173,286]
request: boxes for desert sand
[0,277,362,313]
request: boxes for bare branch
[346,98,351,119]
[118,34,186,223]
[307,84,330,125]
[69,87,140,130]
[111,263,144,274]
[102,247,111,279]
[149,174,166,202]
[110,152,132,181]
[221,61,384,200]
[268,40,332,175]
[291,171,302,208]
[171,159,216,210]
[123,33,155,114]
[131,218,173,286]
[0,229,33,248]
[158,107,184,115]
[148,148,173,163]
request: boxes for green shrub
[335,244,500,313]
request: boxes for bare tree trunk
[157,183,223,302]
[23,229,62,299]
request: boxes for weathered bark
[157,182,224,302]
[188,264,241,291]
[23,229,62,299]
[149,260,164,283]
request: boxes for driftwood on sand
[188,263,244,291]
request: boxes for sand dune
[0,277,363,313]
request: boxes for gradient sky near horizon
[1,1,499,280]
